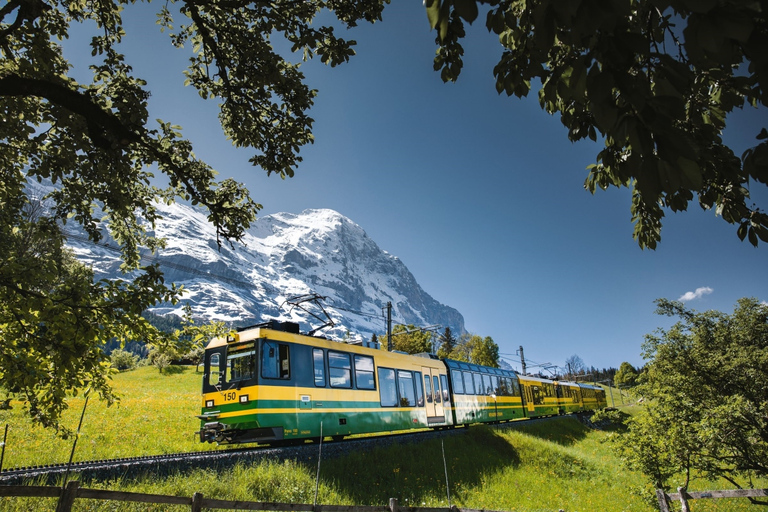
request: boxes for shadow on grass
[320,425,520,505]
[507,416,592,446]
[160,365,187,375]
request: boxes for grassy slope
[0,366,214,469]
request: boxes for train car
[578,382,608,411]
[198,321,454,444]
[517,374,561,417]
[444,359,525,425]
[554,380,585,415]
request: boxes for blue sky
[66,2,767,372]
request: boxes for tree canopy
[435,326,457,358]
[440,332,500,367]
[617,298,768,497]
[614,361,639,388]
[0,0,387,430]
[387,324,434,354]
[425,0,768,248]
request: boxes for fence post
[677,487,690,512]
[655,489,670,512]
[191,491,204,512]
[389,497,398,512]
[55,480,80,512]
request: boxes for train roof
[517,374,557,384]
[205,320,447,370]
[444,358,519,379]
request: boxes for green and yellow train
[198,321,607,445]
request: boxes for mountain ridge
[46,186,465,342]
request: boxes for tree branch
[0,74,141,148]
[0,0,51,45]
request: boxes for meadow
[0,367,760,511]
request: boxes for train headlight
[239,394,250,403]
[205,400,214,408]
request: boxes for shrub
[110,349,140,371]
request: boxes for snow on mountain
[57,191,465,342]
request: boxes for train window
[498,377,509,396]
[398,371,416,407]
[207,353,221,388]
[463,371,474,394]
[415,372,424,406]
[227,344,257,382]
[313,349,325,387]
[451,370,464,394]
[482,374,492,395]
[491,376,500,396]
[440,375,450,403]
[379,368,397,407]
[261,341,289,380]
[424,375,433,403]
[433,375,441,403]
[473,373,483,396]
[328,351,352,388]
[354,355,375,390]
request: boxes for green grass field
[0,367,761,511]
[0,366,214,469]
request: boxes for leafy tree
[147,304,231,373]
[178,306,232,372]
[614,361,639,388]
[470,335,500,367]
[425,0,768,248]
[109,349,140,371]
[388,324,433,354]
[0,197,172,432]
[436,327,457,358]
[617,298,768,499]
[444,332,499,366]
[448,333,474,362]
[1,0,386,428]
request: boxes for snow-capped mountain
[63,196,465,342]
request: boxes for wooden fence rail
[0,481,501,512]
[656,487,768,512]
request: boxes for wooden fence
[656,487,768,511]
[0,481,499,512]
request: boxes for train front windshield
[204,341,257,391]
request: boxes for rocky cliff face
[64,198,464,341]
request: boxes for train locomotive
[198,321,607,445]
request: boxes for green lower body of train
[197,392,600,445]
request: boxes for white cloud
[678,287,714,302]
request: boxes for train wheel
[332,435,344,442]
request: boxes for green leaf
[676,157,703,190]
[737,222,748,241]
[453,0,478,24]
[426,0,442,30]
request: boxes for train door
[203,346,227,393]
[422,367,445,424]
[525,384,535,413]
[555,383,565,415]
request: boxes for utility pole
[387,301,392,352]
[518,345,526,375]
